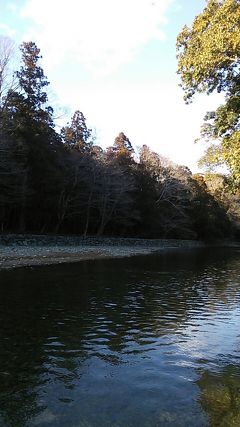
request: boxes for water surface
[0,247,240,427]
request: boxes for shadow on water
[0,247,240,426]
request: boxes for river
[0,247,240,427]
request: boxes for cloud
[55,81,222,171]
[0,23,16,38]
[21,0,173,75]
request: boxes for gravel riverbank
[0,244,169,270]
[0,235,236,270]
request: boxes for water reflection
[197,365,240,427]
[0,248,239,426]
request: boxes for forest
[0,0,239,240]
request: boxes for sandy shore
[0,244,168,270]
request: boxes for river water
[0,247,240,427]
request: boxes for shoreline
[0,236,238,270]
[0,245,168,270]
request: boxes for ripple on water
[0,248,239,427]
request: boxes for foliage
[177,0,240,187]
[191,174,232,239]
[177,0,240,101]
[61,110,93,152]
[106,132,134,167]
[0,39,237,238]
[203,172,240,236]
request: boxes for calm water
[0,248,240,427]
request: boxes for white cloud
[55,81,222,171]
[15,0,221,171]
[0,23,16,38]
[21,0,173,75]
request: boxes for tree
[137,146,195,238]
[203,172,240,237]
[191,173,232,239]
[61,110,93,153]
[0,36,17,111]
[95,160,137,236]
[53,151,101,235]
[177,0,240,187]
[106,132,134,166]
[16,42,53,122]
[6,41,56,140]
[0,130,28,232]
[4,42,61,231]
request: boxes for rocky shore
[0,244,165,270]
[0,234,235,270]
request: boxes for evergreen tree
[61,110,93,153]
[4,42,61,231]
[107,132,134,166]
[16,42,53,125]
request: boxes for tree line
[0,37,239,239]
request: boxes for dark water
[0,248,240,427]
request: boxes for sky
[0,0,222,171]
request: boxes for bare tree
[139,145,194,237]
[0,135,28,232]
[95,160,137,236]
[0,36,18,110]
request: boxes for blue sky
[0,0,222,171]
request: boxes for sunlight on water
[0,248,240,427]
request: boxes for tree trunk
[83,190,93,237]
[19,172,27,233]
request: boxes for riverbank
[0,235,238,270]
[0,244,170,270]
